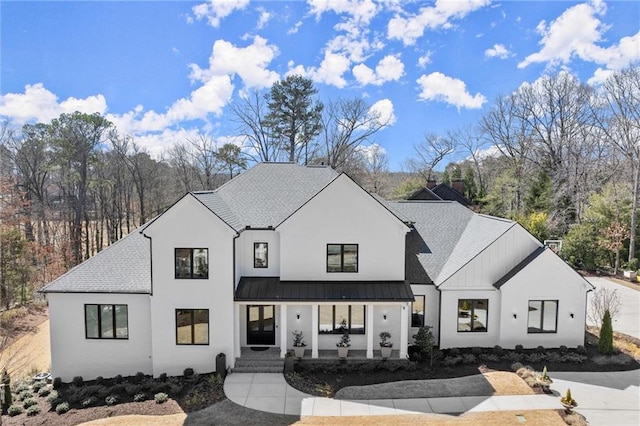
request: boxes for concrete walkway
[224,371,640,424]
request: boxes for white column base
[280,304,288,358]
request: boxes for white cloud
[485,43,510,59]
[308,0,378,24]
[587,67,614,86]
[418,51,433,68]
[353,55,404,86]
[191,0,249,28]
[369,98,396,126]
[256,8,271,29]
[0,83,107,126]
[287,21,303,35]
[290,51,351,88]
[416,72,486,109]
[519,1,640,71]
[356,142,387,162]
[189,36,280,90]
[388,0,491,45]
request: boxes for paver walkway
[223,371,640,425]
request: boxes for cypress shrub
[599,310,614,354]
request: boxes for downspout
[232,232,240,295]
[436,285,442,348]
[142,232,153,296]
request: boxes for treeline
[0,68,638,308]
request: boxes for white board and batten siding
[48,293,152,382]
[277,174,409,281]
[143,194,236,377]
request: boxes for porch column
[366,304,374,358]
[311,304,319,358]
[234,303,241,359]
[280,304,288,358]
[400,303,409,358]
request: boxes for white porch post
[400,303,409,358]
[234,303,241,361]
[311,304,319,358]
[366,304,374,358]
[280,304,288,358]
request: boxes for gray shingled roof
[389,201,516,286]
[194,163,338,231]
[40,229,151,294]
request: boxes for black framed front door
[247,305,275,345]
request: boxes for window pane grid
[85,304,128,340]
[254,242,268,268]
[457,299,488,332]
[175,248,209,279]
[176,309,210,345]
[528,300,558,333]
[318,305,366,334]
[326,244,358,273]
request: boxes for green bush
[72,376,84,387]
[133,372,146,384]
[559,345,568,354]
[114,374,123,384]
[462,353,476,364]
[158,373,168,382]
[18,390,33,401]
[22,397,38,408]
[8,404,23,416]
[183,368,195,378]
[52,377,63,389]
[134,392,147,402]
[511,362,524,372]
[493,345,503,355]
[576,345,587,355]
[95,376,104,385]
[535,345,545,353]
[14,382,31,394]
[599,310,614,354]
[37,387,51,397]
[105,395,118,406]
[55,402,70,414]
[471,347,482,356]
[82,396,98,408]
[515,344,524,353]
[32,381,45,392]
[154,392,169,404]
[26,405,40,416]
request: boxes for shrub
[38,387,51,397]
[82,396,98,408]
[133,372,146,384]
[511,362,524,372]
[55,402,70,414]
[563,353,587,363]
[479,353,499,362]
[448,348,460,357]
[154,392,169,404]
[576,345,587,355]
[125,384,142,396]
[471,347,482,356]
[114,374,123,384]
[110,384,127,396]
[26,405,40,416]
[18,390,33,401]
[134,392,147,402]
[72,376,84,387]
[535,345,545,353]
[462,353,476,364]
[53,377,63,389]
[593,354,632,365]
[599,310,614,354]
[545,352,562,363]
[515,344,524,353]
[105,395,118,406]
[32,381,45,392]
[8,404,23,416]
[95,376,104,385]
[559,345,568,354]
[503,352,524,362]
[169,383,184,395]
[14,382,31,394]
[412,326,440,367]
[46,390,59,403]
[493,345,503,356]
[22,397,38,408]
[183,368,195,378]
[442,356,462,366]
[159,373,168,382]
[526,353,544,363]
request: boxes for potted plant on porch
[336,332,350,358]
[379,331,393,359]
[292,330,306,359]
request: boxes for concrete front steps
[232,357,284,373]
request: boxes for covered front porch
[233,277,415,360]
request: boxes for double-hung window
[254,242,268,268]
[176,309,209,345]
[457,299,488,332]
[412,295,425,327]
[528,300,558,333]
[327,244,358,272]
[175,248,208,279]
[85,304,128,339]
[318,305,365,334]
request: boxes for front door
[247,305,275,345]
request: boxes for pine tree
[598,309,614,354]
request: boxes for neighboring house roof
[431,183,470,206]
[236,277,414,301]
[40,229,151,294]
[407,187,442,201]
[389,201,515,286]
[193,163,338,231]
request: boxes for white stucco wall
[144,194,237,376]
[277,175,408,281]
[438,289,501,349]
[498,250,590,349]
[440,226,540,288]
[410,284,440,343]
[47,292,152,382]
[236,230,280,278]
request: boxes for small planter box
[293,346,306,359]
[380,346,393,359]
[337,347,349,358]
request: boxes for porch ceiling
[236,277,414,302]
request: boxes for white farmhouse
[41,163,593,381]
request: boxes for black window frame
[318,305,366,334]
[457,299,489,333]
[254,242,268,268]
[174,248,209,279]
[411,295,425,328]
[175,308,210,345]
[527,300,559,334]
[326,243,358,273]
[84,304,128,340]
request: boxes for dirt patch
[79,412,187,426]
[295,409,567,425]
[481,371,534,396]
[1,304,50,378]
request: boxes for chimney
[426,179,436,189]
[451,179,464,195]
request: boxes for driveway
[586,277,640,339]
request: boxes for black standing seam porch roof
[235,277,414,302]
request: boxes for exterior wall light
[296,313,300,320]
[513,313,517,319]
[383,314,387,320]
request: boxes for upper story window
[528,300,558,333]
[457,299,488,332]
[254,242,268,268]
[85,304,128,339]
[327,244,358,273]
[412,295,425,327]
[175,248,208,279]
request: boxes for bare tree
[408,133,456,182]
[453,126,490,198]
[231,90,281,163]
[588,287,621,328]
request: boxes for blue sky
[2,0,639,170]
